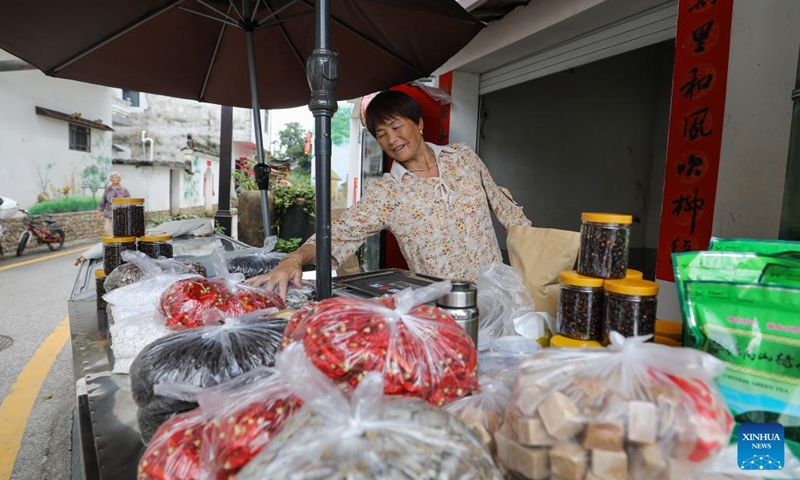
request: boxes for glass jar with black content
[112,198,145,237]
[102,235,137,274]
[139,234,173,259]
[95,269,108,310]
[557,270,605,341]
[602,278,659,345]
[577,212,633,279]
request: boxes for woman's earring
[419,129,423,135]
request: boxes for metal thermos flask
[436,281,479,347]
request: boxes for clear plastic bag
[476,263,549,350]
[158,246,284,328]
[194,368,303,479]
[138,407,207,480]
[129,310,287,443]
[497,333,733,480]
[445,373,513,455]
[284,279,316,310]
[282,280,478,406]
[225,236,287,279]
[236,343,503,480]
[105,250,206,292]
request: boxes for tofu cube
[591,449,628,480]
[538,392,585,440]
[550,442,588,480]
[515,416,557,447]
[495,430,550,480]
[582,422,625,452]
[627,401,657,444]
[631,444,666,478]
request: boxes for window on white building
[69,124,91,152]
[123,89,140,107]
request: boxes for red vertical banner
[656,0,734,281]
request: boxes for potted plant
[273,184,315,243]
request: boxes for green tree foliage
[278,122,312,183]
[331,104,352,147]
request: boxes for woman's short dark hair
[364,90,422,137]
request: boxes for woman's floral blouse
[306,142,531,282]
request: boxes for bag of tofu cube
[496,332,733,480]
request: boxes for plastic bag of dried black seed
[129,310,288,444]
[237,344,504,480]
[104,250,206,293]
[226,236,286,279]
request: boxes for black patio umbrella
[0,0,482,298]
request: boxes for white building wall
[712,0,800,239]
[0,51,113,209]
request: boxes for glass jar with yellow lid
[557,270,605,341]
[112,197,145,237]
[139,234,173,259]
[577,212,633,279]
[95,269,108,309]
[602,278,659,345]
[102,235,137,274]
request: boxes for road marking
[0,316,70,480]
[0,246,85,272]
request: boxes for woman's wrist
[280,256,303,270]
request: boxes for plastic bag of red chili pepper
[236,343,503,480]
[158,247,285,329]
[282,280,479,406]
[130,310,288,444]
[138,407,207,480]
[185,367,303,479]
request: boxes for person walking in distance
[96,172,130,236]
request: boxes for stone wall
[0,205,219,255]
[0,211,103,254]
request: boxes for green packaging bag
[709,237,800,255]
[672,252,800,346]
[685,280,800,463]
[762,264,800,288]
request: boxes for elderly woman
[96,171,131,236]
[247,90,531,298]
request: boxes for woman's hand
[245,257,303,300]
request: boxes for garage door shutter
[480,1,678,95]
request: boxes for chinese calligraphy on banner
[656,0,734,281]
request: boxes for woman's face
[374,116,425,163]
[110,175,121,186]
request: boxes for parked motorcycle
[0,196,20,257]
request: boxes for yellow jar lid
[94,269,107,278]
[550,335,603,348]
[559,270,604,288]
[604,278,659,296]
[141,234,172,242]
[111,197,145,204]
[654,335,681,347]
[581,212,633,224]
[102,235,137,244]
[625,269,644,280]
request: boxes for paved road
[0,241,94,480]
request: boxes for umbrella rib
[260,10,312,28]
[249,0,260,21]
[229,0,245,21]
[195,0,242,25]
[178,6,241,28]
[256,0,303,27]
[260,0,307,71]
[298,0,425,77]
[199,10,230,101]
[51,0,187,74]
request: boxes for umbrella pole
[308,0,338,299]
[243,1,271,240]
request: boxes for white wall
[0,51,113,209]
[712,0,800,239]
[477,42,673,265]
[450,71,480,150]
